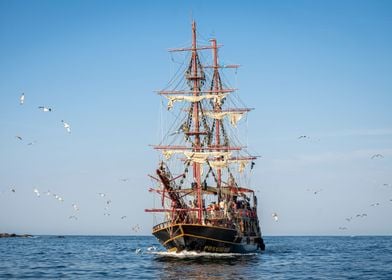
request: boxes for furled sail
[203,111,245,127]
[165,93,228,110]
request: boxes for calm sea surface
[1,236,391,279]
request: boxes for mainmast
[211,38,222,190]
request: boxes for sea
[1,236,391,279]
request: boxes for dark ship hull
[153,223,265,253]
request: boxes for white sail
[203,111,245,127]
[165,93,228,110]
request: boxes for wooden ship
[145,21,265,253]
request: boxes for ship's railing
[205,209,257,220]
[152,209,258,231]
[152,221,173,232]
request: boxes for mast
[211,38,222,190]
[191,21,202,224]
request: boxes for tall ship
[145,21,265,253]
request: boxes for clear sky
[0,0,391,236]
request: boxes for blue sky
[0,0,391,236]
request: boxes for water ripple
[1,236,392,279]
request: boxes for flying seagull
[338,227,348,230]
[72,203,79,212]
[371,154,384,159]
[69,215,78,220]
[370,202,380,207]
[38,106,52,112]
[15,135,23,141]
[272,212,278,222]
[33,188,40,197]
[98,192,106,197]
[27,141,37,146]
[61,120,71,133]
[298,135,308,139]
[121,216,127,219]
[19,93,25,105]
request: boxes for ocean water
[0,236,391,279]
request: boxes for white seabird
[33,188,40,197]
[371,154,384,159]
[20,93,25,105]
[61,120,71,133]
[272,212,278,222]
[72,203,79,211]
[38,106,52,112]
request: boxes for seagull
[72,203,79,211]
[61,120,71,133]
[104,213,110,216]
[272,212,278,222]
[69,215,78,220]
[371,154,384,159]
[121,216,127,219]
[106,199,112,205]
[135,248,142,254]
[45,190,51,196]
[53,194,64,202]
[20,93,25,105]
[10,187,16,193]
[338,227,347,230]
[120,178,129,182]
[307,188,323,195]
[38,106,52,112]
[27,141,37,146]
[370,203,380,207]
[15,135,23,141]
[98,192,106,197]
[131,224,141,232]
[33,188,40,197]
[361,213,367,217]
[345,217,353,222]
[298,135,308,139]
